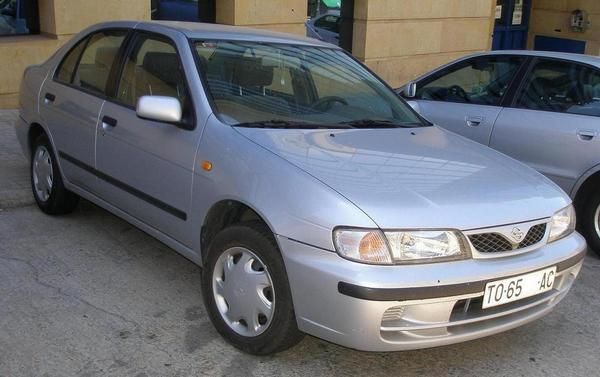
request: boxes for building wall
[216,0,307,36]
[0,0,150,109]
[352,0,496,87]
[528,0,600,55]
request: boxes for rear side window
[516,59,600,117]
[416,56,524,106]
[59,30,127,96]
[55,38,88,83]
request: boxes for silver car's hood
[236,126,570,230]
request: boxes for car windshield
[193,41,425,128]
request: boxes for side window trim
[499,55,533,107]
[108,30,196,129]
[52,28,132,100]
[508,56,600,118]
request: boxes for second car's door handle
[101,115,118,130]
[577,130,596,141]
[465,116,484,127]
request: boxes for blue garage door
[534,36,586,54]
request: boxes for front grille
[468,223,547,253]
[519,223,547,248]
[469,233,513,253]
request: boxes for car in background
[0,0,32,35]
[152,0,199,22]
[305,10,340,45]
[17,22,586,354]
[397,50,600,255]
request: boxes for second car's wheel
[581,192,600,256]
[201,222,304,355]
[31,134,79,215]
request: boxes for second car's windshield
[194,40,424,128]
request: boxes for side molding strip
[59,151,187,221]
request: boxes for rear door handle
[465,116,484,127]
[44,92,55,104]
[101,115,118,130]
[577,130,596,141]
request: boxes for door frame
[492,0,532,50]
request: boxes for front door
[412,55,526,145]
[95,32,200,246]
[492,0,531,50]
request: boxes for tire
[30,134,79,215]
[201,222,304,355]
[581,193,600,256]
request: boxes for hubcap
[594,204,600,239]
[32,146,54,202]
[212,247,275,337]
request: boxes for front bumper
[278,232,586,352]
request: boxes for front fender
[188,115,377,254]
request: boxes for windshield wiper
[233,120,354,129]
[339,119,424,128]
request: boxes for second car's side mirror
[404,82,417,98]
[136,95,182,124]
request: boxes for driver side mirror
[404,82,417,98]
[136,95,182,124]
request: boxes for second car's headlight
[333,228,469,265]
[548,205,576,243]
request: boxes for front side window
[115,34,190,112]
[64,30,127,95]
[194,41,423,128]
[516,59,600,117]
[416,56,524,106]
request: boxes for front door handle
[44,92,55,104]
[101,115,118,130]
[465,116,484,127]
[577,130,596,141]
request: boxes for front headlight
[548,205,576,243]
[333,228,469,265]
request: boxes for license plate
[482,266,556,309]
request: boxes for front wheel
[201,222,304,355]
[581,193,600,256]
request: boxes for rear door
[95,31,201,246]
[40,30,127,191]
[490,58,600,194]
[412,55,526,145]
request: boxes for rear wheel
[581,192,600,256]
[31,134,79,215]
[201,222,304,355]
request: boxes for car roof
[465,49,600,68]
[97,20,337,48]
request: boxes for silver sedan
[398,50,600,256]
[16,21,586,354]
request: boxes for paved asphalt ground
[1,109,600,377]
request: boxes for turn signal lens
[201,160,213,171]
[333,229,392,264]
